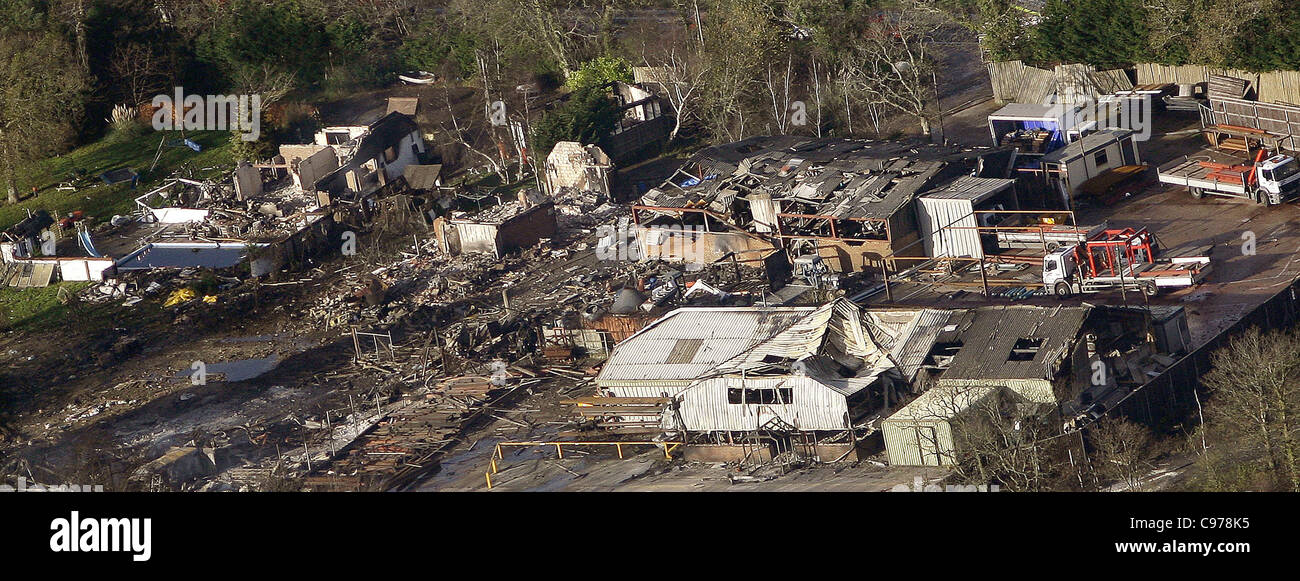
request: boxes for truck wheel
[1054,282,1071,297]
[1142,282,1158,297]
[1189,187,1203,199]
[1045,241,1060,251]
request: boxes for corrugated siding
[597,307,816,382]
[882,385,997,466]
[881,418,952,467]
[677,376,851,432]
[891,309,954,382]
[454,223,499,256]
[749,192,779,233]
[916,197,983,259]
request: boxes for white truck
[1042,228,1210,297]
[1156,150,1300,205]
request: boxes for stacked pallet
[436,375,496,398]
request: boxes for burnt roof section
[941,305,1091,381]
[639,136,975,220]
[353,112,419,164]
[403,164,443,190]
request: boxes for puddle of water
[174,355,281,382]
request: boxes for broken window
[384,146,399,163]
[727,388,794,405]
[1008,337,1044,361]
[925,341,963,368]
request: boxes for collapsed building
[0,113,431,286]
[881,304,1187,466]
[586,297,1186,465]
[632,136,1022,277]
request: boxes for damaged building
[433,193,558,259]
[588,296,1186,466]
[881,304,1185,467]
[312,112,427,205]
[633,136,1017,276]
[591,298,951,461]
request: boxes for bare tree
[436,91,509,183]
[1202,327,1300,492]
[108,43,171,107]
[762,54,796,135]
[640,42,709,146]
[1088,416,1156,491]
[840,1,945,138]
[946,387,1072,491]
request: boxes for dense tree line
[975,0,1300,72]
[9,0,1300,203]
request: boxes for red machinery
[1198,148,1269,186]
[1071,227,1156,278]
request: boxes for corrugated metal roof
[889,308,955,382]
[988,103,1067,121]
[920,176,1015,201]
[598,307,818,382]
[941,305,1090,381]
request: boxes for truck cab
[1043,246,1078,295]
[1256,154,1300,204]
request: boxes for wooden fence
[1136,63,1300,105]
[987,61,1133,104]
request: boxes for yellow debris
[163,288,196,307]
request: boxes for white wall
[379,132,425,183]
[151,208,211,224]
[59,258,115,282]
[677,375,853,432]
[1059,136,1141,196]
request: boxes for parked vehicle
[1157,148,1300,205]
[1043,227,1210,297]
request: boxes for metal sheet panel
[916,196,982,259]
[677,375,853,432]
[598,307,817,383]
[881,385,998,466]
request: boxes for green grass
[0,282,92,330]
[1,128,237,232]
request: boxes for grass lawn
[1,128,237,232]
[0,282,92,330]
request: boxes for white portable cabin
[1039,129,1141,204]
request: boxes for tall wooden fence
[988,61,1133,104]
[1136,63,1300,106]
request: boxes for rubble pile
[552,186,620,230]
